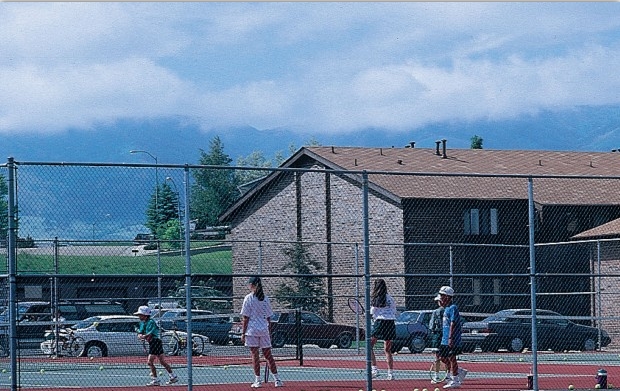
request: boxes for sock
[387,369,393,375]
[372,366,377,371]
[273,373,280,381]
[255,375,261,383]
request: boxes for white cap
[438,286,454,296]
[134,305,151,316]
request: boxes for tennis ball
[422,388,428,391]
[99,366,104,371]
[159,371,163,376]
[1,368,6,373]
[40,369,45,374]
[89,356,94,360]
[595,385,601,389]
[224,366,229,370]
[435,388,440,391]
[568,385,574,390]
[413,389,419,391]
[498,358,503,362]
[519,357,524,362]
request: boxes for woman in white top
[241,276,283,388]
[370,278,397,380]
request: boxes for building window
[464,208,498,235]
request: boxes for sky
[1,2,620,138]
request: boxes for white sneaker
[386,373,394,380]
[371,369,379,378]
[457,368,467,382]
[274,379,283,387]
[444,377,461,389]
[146,378,160,386]
[250,380,262,388]
[167,374,178,384]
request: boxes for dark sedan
[271,311,365,349]
[158,309,233,345]
[461,309,611,353]
[392,310,433,353]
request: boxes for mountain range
[2,105,620,240]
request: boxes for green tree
[470,135,484,149]
[145,181,181,242]
[274,242,327,315]
[0,174,7,244]
[236,150,273,185]
[191,136,238,229]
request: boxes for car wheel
[583,338,596,351]
[82,341,107,357]
[481,342,499,352]
[335,332,353,349]
[317,342,332,349]
[408,335,426,354]
[508,337,524,353]
[271,332,285,348]
[390,344,402,354]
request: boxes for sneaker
[443,377,461,389]
[386,373,394,381]
[371,369,379,378]
[167,374,179,384]
[274,379,283,387]
[457,368,467,382]
[146,378,161,387]
[250,381,262,388]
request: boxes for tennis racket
[429,358,448,383]
[347,298,365,315]
[263,361,269,383]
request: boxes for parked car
[461,309,612,353]
[40,315,210,357]
[392,310,434,353]
[230,310,364,349]
[0,300,127,349]
[158,309,232,345]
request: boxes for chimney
[435,140,441,156]
[409,141,415,148]
[442,139,447,159]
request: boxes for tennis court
[2,350,619,391]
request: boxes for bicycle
[160,326,208,356]
[43,328,85,357]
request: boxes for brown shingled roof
[304,147,620,205]
[572,218,620,240]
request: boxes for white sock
[372,366,377,371]
[255,375,261,383]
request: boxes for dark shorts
[371,319,396,341]
[438,344,462,358]
[149,337,164,356]
[430,332,442,349]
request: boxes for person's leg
[370,336,378,366]
[147,355,157,377]
[157,354,174,374]
[250,347,261,376]
[384,339,393,370]
[449,355,458,376]
[263,347,278,375]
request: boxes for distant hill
[1,104,619,240]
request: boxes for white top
[241,293,274,336]
[370,294,397,320]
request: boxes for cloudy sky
[1,2,620,136]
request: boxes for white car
[41,315,209,357]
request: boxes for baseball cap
[438,286,454,296]
[134,305,151,316]
[248,276,261,285]
[433,294,442,301]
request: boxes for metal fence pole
[528,177,539,391]
[7,157,17,391]
[362,171,372,391]
[183,166,193,391]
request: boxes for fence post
[528,177,539,391]
[362,171,372,391]
[7,157,17,391]
[183,165,193,391]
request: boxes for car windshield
[72,316,101,330]
[397,312,420,322]
[161,311,183,319]
[483,310,518,322]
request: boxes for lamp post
[166,177,183,255]
[130,150,161,309]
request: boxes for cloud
[1,3,619,134]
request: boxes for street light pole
[166,177,183,255]
[130,150,161,310]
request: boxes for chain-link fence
[1,158,620,391]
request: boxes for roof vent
[442,139,447,159]
[405,141,415,148]
[435,140,441,156]
[331,146,335,153]
[397,159,403,165]
[380,148,383,156]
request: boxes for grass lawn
[4,247,232,275]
